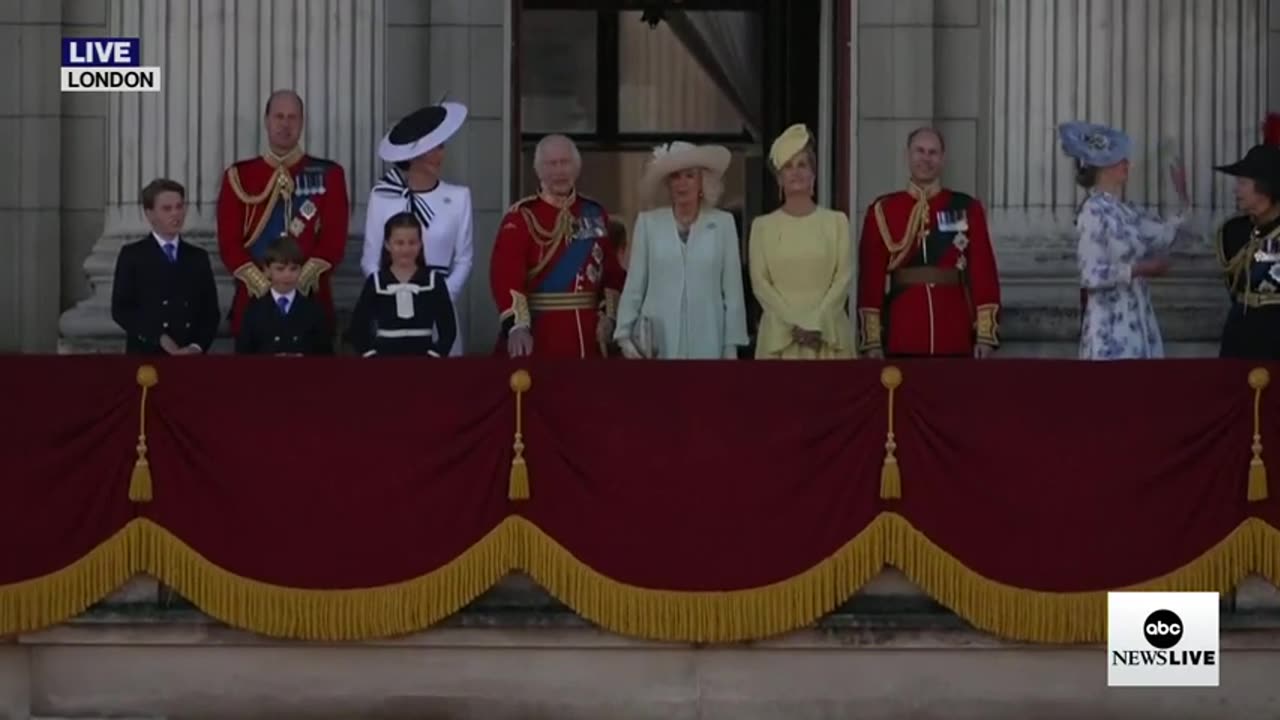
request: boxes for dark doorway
[512,0,823,350]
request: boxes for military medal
[937,210,969,233]
[953,232,969,251]
[289,218,305,236]
[300,199,317,221]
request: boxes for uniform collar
[907,181,941,200]
[263,146,304,168]
[1253,210,1280,238]
[539,188,577,210]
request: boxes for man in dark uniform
[1215,114,1280,359]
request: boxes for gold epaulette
[1216,216,1245,270]
[1219,217,1257,295]
[505,195,539,214]
[226,162,291,207]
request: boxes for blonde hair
[773,146,818,177]
[773,147,818,199]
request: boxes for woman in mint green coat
[614,141,749,359]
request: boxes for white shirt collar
[152,232,179,248]
[270,288,298,304]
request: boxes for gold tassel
[508,369,532,501]
[129,365,159,503]
[1248,367,1270,503]
[880,366,903,499]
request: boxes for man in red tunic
[490,134,625,358]
[856,127,1001,358]
[216,90,350,337]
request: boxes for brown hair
[381,212,426,270]
[140,178,185,210]
[264,236,305,266]
[1074,162,1100,190]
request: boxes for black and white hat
[378,103,468,163]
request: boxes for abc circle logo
[1143,609,1183,649]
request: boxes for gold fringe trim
[4,515,1280,644]
[880,366,902,499]
[134,519,511,641]
[1249,367,1270,502]
[0,522,143,636]
[129,365,159,503]
[883,513,1273,643]
[508,370,531,501]
[510,516,886,643]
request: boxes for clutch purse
[632,316,657,359]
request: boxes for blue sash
[534,204,606,293]
[247,162,331,260]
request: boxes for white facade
[0,0,1276,354]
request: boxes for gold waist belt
[528,292,597,312]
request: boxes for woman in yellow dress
[748,124,855,359]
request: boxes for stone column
[988,0,1270,357]
[60,0,386,352]
[854,0,936,207]
[0,2,62,352]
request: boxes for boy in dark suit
[235,236,333,355]
[111,179,221,355]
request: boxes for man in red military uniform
[856,127,1001,358]
[217,90,350,336]
[491,134,625,358]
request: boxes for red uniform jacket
[490,193,625,358]
[856,185,1000,356]
[216,149,350,335]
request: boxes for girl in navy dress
[347,212,456,357]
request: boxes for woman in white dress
[361,103,473,356]
[613,141,749,359]
[1059,121,1188,360]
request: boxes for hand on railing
[507,327,534,358]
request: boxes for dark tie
[277,296,290,315]
[163,243,177,263]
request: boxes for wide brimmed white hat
[378,103,468,163]
[639,141,731,205]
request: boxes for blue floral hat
[1058,121,1131,168]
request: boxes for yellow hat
[769,124,812,171]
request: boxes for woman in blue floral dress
[1059,122,1189,360]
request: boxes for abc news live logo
[1107,592,1219,687]
[60,38,161,93]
